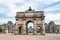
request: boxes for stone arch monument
[15,7,45,35]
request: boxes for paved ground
[0,34,60,40]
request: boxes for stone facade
[15,7,45,35]
[46,21,60,34]
[0,21,15,34]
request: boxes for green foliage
[0,27,2,33]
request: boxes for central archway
[26,21,34,34]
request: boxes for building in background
[0,21,15,34]
[46,21,60,33]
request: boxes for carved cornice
[34,17,36,20]
[23,17,25,20]
[41,16,45,20]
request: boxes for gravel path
[0,34,60,40]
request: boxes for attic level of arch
[15,11,45,19]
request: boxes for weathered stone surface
[15,8,45,35]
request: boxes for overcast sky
[0,0,60,25]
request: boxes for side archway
[18,26,22,34]
[37,26,42,33]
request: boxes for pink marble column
[42,19,45,35]
[23,20,26,35]
[15,21,19,34]
[34,19,37,35]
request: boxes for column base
[33,31,37,35]
[22,29,26,35]
[41,33,45,35]
[41,31,45,35]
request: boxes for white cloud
[0,7,8,14]
[45,13,60,24]
[0,0,60,24]
[44,5,60,13]
[42,0,59,4]
[0,17,15,24]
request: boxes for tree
[0,27,2,33]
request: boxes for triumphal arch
[15,7,45,35]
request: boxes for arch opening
[26,21,34,34]
[37,26,42,33]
